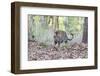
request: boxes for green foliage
[28,15,85,44]
[59,17,65,31]
[66,16,84,34]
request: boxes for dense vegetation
[28,15,88,45]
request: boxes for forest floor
[28,41,88,61]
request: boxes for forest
[28,15,88,61]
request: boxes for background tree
[28,15,34,41]
[82,17,88,43]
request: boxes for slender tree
[28,15,34,41]
[82,17,88,43]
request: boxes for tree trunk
[28,15,34,41]
[82,17,88,43]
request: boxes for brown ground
[28,41,88,61]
